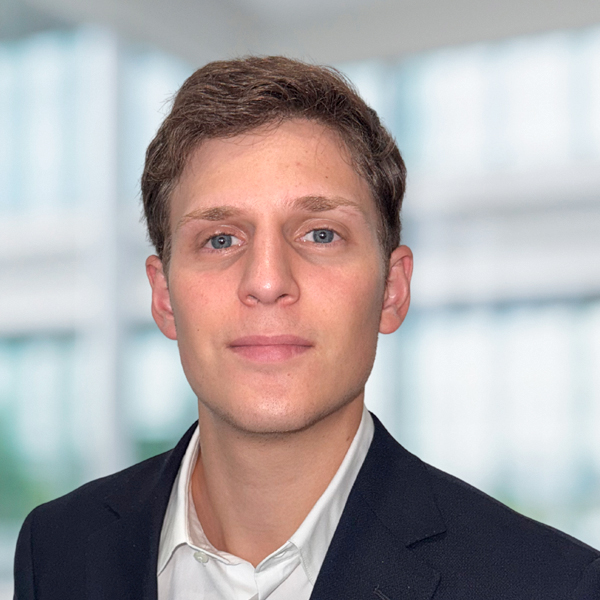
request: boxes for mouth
[229,335,313,362]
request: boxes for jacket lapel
[81,415,445,600]
[84,423,197,600]
[310,415,446,600]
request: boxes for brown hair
[141,56,406,271]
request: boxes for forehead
[170,119,378,225]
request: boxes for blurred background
[2,0,600,595]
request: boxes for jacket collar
[84,422,197,600]
[82,414,446,600]
[310,414,446,600]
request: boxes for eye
[301,229,339,244]
[204,233,241,250]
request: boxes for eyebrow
[177,205,242,230]
[176,195,365,231]
[291,195,365,214]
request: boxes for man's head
[142,56,406,273]
[143,57,413,437]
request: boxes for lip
[229,335,313,362]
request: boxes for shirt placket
[254,544,302,600]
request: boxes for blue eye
[312,229,335,243]
[208,234,234,249]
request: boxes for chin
[203,393,351,436]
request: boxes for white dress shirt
[157,405,374,600]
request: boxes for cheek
[169,275,232,391]
[310,265,384,338]
[169,272,232,340]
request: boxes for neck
[191,397,364,567]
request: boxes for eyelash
[201,231,241,250]
[299,228,341,244]
[199,227,342,252]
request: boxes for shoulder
[15,422,195,566]
[14,421,196,599]
[21,450,171,549]
[361,416,600,598]
[23,421,196,535]
[14,449,178,600]
[424,460,598,551]
[418,460,600,596]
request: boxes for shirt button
[193,550,209,564]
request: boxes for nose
[238,230,299,306]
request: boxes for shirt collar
[289,404,374,583]
[157,424,201,574]
[157,405,374,578]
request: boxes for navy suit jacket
[14,415,600,599]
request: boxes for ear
[146,255,177,340]
[379,245,413,335]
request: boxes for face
[147,119,412,435]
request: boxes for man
[14,56,600,599]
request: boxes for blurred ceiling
[3,0,600,64]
